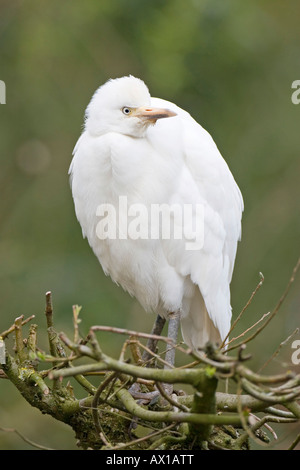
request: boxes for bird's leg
[163,311,180,395]
[128,313,180,401]
[164,311,180,368]
[128,314,165,401]
[142,314,166,363]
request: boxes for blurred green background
[0,0,299,449]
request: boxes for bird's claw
[128,382,160,404]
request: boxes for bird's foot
[128,382,159,404]
[162,383,173,396]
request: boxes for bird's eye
[122,107,131,115]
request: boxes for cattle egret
[69,75,243,364]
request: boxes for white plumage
[69,75,243,351]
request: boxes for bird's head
[84,75,177,138]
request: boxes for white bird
[69,75,243,360]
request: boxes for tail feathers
[180,288,223,350]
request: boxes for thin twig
[138,341,176,369]
[252,259,300,338]
[14,316,27,364]
[227,258,300,353]
[249,413,278,440]
[226,312,270,350]
[105,377,131,402]
[128,337,143,364]
[72,305,82,344]
[0,427,54,450]
[241,377,300,404]
[264,407,295,419]
[91,325,174,344]
[92,373,117,446]
[0,315,35,340]
[235,377,270,448]
[221,272,265,348]
[45,291,53,329]
[235,414,297,449]
[27,324,38,355]
[108,423,178,450]
[258,328,299,373]
[289,432,300,450]
[118,338,132,363]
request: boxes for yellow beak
[134,106,177,121]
